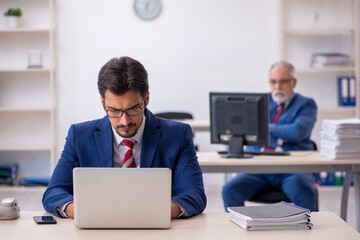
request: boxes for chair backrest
[311,140,318,151]
[154,112,193,120]
[155,111,197,151]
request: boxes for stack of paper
[310,53,350,68]
[227,202,312,231]
[320,118,360,159]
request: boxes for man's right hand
[65,202,74,218]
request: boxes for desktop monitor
[209,92,269,158]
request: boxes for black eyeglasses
[105,101,144,118]
[269,79,293,85]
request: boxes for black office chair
[154,112,198,151]
[154,112,193,120]
[248,140,319,211]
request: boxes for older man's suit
[43,109,207,218]
[222,93,318,211]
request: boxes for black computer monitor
[209,92,270,158]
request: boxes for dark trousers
[222,173,317,211]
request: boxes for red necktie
[264,103,285,151]
[272,103,285,124]
[123,139,136,168]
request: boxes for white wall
[56,0,279,156]
[52,0,360,187]
[55,0,281,186]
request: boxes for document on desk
[227,201,312,231]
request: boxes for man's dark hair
[97,56,149,99]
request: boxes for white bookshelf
[278,0,359,146]
[0,0,55,180]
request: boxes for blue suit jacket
[42,109,207,218]
[247,93,317,151]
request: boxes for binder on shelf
[338,76,356,106]
[0,164,19,185]
[319,172,335,186]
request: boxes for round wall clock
[133,0,162,21]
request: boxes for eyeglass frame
[104,99,145,118]
[268,78,294,86]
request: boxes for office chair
[154,112,198,151]
[154,112,193,120]
[248,140,319,211]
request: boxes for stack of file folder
[227,201,312,231]
[310,53,350,68]
[320,118,360,159]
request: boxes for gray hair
[270,61,296,79]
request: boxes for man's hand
[66,201,180,219]
[171,202,181,219]
[65,202,74,218]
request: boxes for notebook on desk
[73,167,172,229]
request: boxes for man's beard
[272,90,290,104]
[115,123,138,138]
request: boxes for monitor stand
[221,136,253,158]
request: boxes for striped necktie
[123,139,136,168]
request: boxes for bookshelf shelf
[284,28,354,35]
[297,67,356,73]
[0,107,51,112]
[0,145,52,151]
[0,69,51,73]
[0,28,50,33]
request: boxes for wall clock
[133,0,162,21]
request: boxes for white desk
[197,151,360,231]
[1,211,358,240]
[180,119,210,132]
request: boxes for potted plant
[3,8,23,29]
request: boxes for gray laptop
[73,167,172,229]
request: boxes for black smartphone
[33,216,57,224]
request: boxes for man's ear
[144,91,150,107]
[291,79,297,89]
[101,96,105,108]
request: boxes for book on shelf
[227,201,312,231]
[310,52,350,68]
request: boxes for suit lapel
[140,109,161,168]
[94,116,114,167]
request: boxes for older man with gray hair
[222,60,318,211]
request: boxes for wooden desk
[197,151,360,231]
[1,211,358,240]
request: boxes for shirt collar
[111,115,146,147]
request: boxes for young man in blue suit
[43,56,206,219]
[222,61,318,211]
